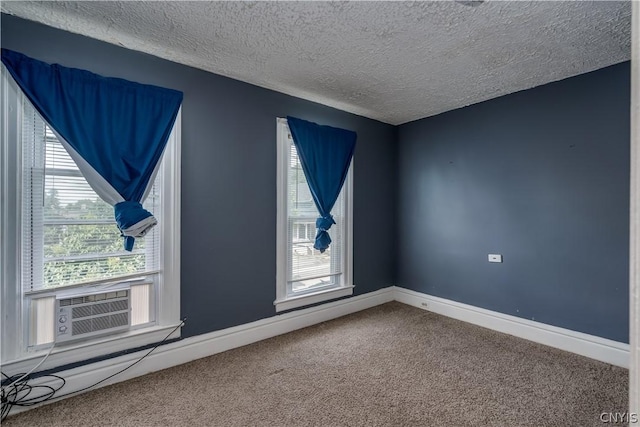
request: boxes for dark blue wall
[1,14,397,338]
[397,63,630,343]
[2,14,631,345]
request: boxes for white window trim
[274,117,354,312]
[0,67,181,373]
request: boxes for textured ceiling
[1,1,631,125]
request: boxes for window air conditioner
[54,288,131,343]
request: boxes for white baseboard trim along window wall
[9,287,395,415]
[7,285,630,415]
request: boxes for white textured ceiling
[1,1,631,125]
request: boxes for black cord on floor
[1,372,66,421]
[1,318,185,422]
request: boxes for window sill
[274,285,354,312]
[2,323,182,376]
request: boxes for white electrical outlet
[488,254,503,263]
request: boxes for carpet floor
[3,302,628,426]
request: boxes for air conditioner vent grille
[73,318,92,336]
[112,312,128,327]
[111,300,128,312]
[70,300,129,319]
[56,289,131,343]
[70,313,130,336]
[92,316,110,332]
[72,306,92,319]
[93,301,111,315]
[60,290,129,307]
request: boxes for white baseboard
[8,284,629,417]
[7,287,394,415]
[393,286,630,368]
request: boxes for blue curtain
[2,49,183,250]
[287,116,356,253]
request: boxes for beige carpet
[4,302,628,427]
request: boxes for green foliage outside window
[42,189,145,288]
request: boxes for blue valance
[1,49,183,250]
[287,116,356,253]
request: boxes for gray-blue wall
[397,63,630,343]
[2,14,631,345]
[1,14,397,339]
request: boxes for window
[1,66,181,370]
[35,124,160,290]
[275,118,353,312]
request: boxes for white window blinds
[286,136,344,293]
[21,100,161,292]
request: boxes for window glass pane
[286,137,344,293]
[23,104,160,291]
